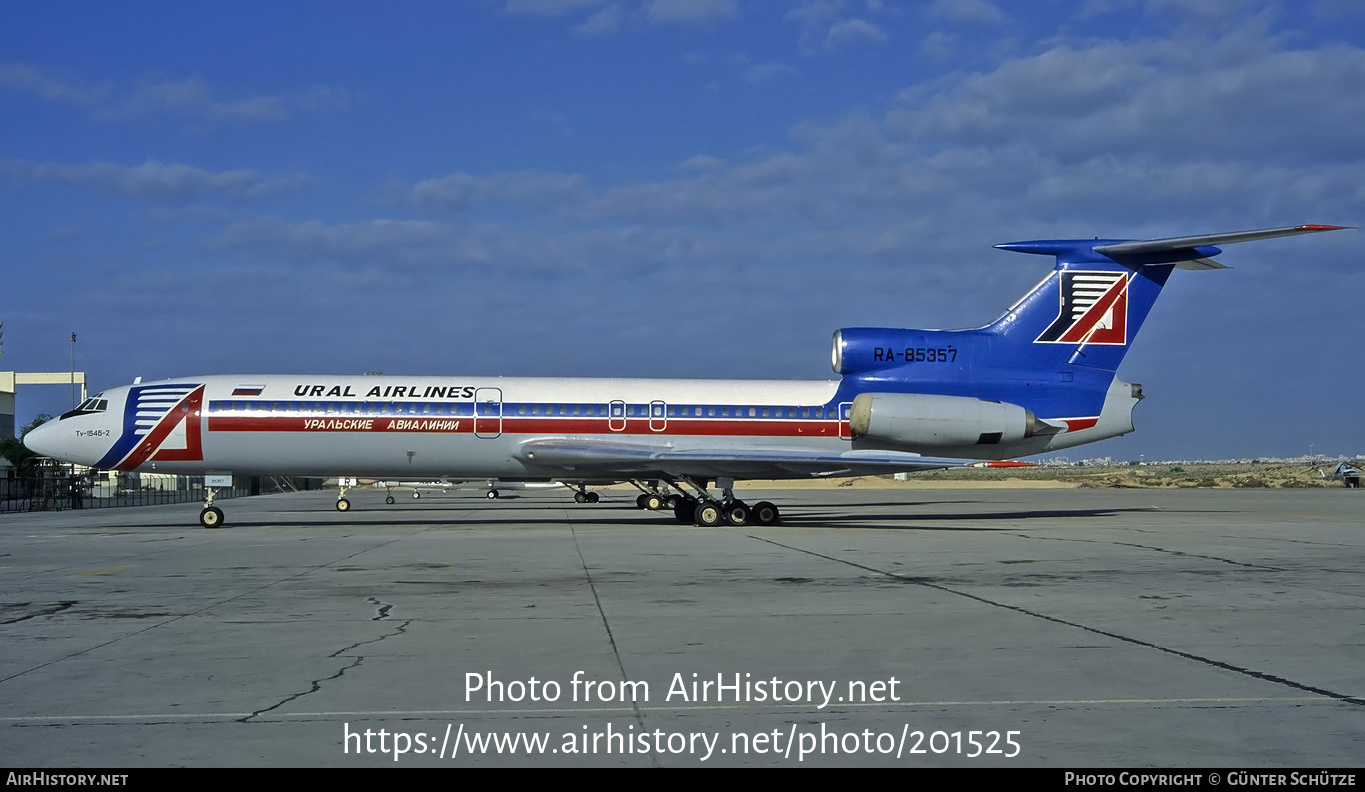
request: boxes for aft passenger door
[475,388,502,438]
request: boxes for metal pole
[70,333,76,409]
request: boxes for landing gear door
[475,388,502,438]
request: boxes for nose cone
[22,419,67,460]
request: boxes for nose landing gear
[199,486,225,528]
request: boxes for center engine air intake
[849,392,1046,447]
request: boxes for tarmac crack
[0,527,435,686]
[0,600,77,624]
[239,618,412,723]
[744,533,1365,709]
[1015,533,1287,571]
[567,513,660,768]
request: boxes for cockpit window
[61,395,109,420]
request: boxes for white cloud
[0,159,316,204]
[826,18,887,49]
[0,62,110,107]
[744,61,798,84]
[920,30,958,60]
[928,0,1007,25]
[574,3,624,35]
[215,217,461,265]
[888,35,1365,166]
[645,0,738,24]
[272,28,1364,281]
[503,0,607,16]
[678,154,727,171]
[1146,0,1264,27]
[408,170,586,212]
[75,24,1357,344]
[787,0,890,53]
[0,62,350,127]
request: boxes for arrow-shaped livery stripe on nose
[96,384,205,471]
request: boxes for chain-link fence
[1,460,319,513]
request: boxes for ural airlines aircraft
[25,224,1345,528]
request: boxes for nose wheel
[199,485,225,528]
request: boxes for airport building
[1,371,87,439]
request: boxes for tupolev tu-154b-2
[24,224,1347,528]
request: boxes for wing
[516,438,977,479]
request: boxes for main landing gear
[632,477,779,527]
[571,484,600,504]
[380,484,424,504]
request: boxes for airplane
[24,224,1347,529]
[1318,462,1362,488]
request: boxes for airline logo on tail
[97,383,205,471]
[1035,271,1129,345]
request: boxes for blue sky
[2,0,1361,460]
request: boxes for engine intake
[849,392,1044,447]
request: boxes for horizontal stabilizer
[1093,224,1347,257]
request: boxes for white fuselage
[29,374,847,479]
[25,372,1138,482]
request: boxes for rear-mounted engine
[849,392,1048,447]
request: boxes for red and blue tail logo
[1034,271,1129,345]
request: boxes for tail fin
[833,224,1346,426]
[987,224,1347,375]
